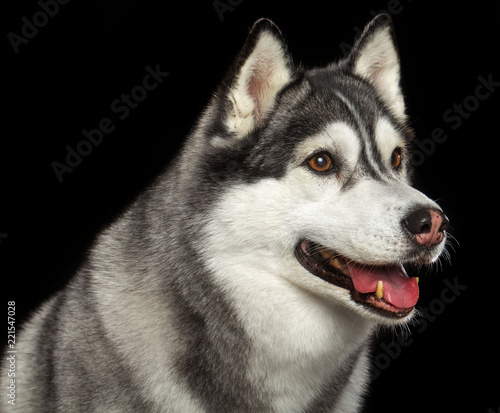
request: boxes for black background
[2,1,499,412]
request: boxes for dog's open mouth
[295,240,419,318]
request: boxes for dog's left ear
[346,14,406,122]
[221,19,294,138]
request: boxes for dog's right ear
[345,14,406,122]
[219,19,294,138]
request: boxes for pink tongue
[348,263,419,309]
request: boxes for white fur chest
[199,192,374,411]
[242,284,373,412]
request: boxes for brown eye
[307,152,333,172]
[391,148,402,169]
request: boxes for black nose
[404,208,449,247]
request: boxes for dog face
[196,16,448,325]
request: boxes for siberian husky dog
[2,14,449,413]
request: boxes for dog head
[193,16,449,325]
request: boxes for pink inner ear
[247,58,274,125]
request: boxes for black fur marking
[142,188,270,411]
[171,257,269,412]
